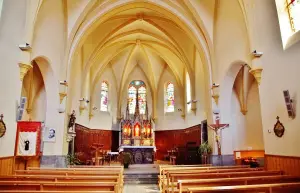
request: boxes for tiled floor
[124,184,160,193]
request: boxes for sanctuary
[119,80,155,164]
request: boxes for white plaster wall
[31,87,46,122]
[230,91,246,151]
[245,82,264,150]
[30,0,66,155]
[156,68,185,130]
[227,82,264,153]
[214,0,250,81]
[0,0,26,156]
[85,68,118,130]
[247,0,300,157]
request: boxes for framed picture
[43,127,56,142]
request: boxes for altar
[119,146,155,164]
[119,81,156,164]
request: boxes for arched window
[165,82,175,112]
[287,0,300,33]
[128,85,137,114]
[138,86,146,114]
[128,80,146,114]
[100,81,108,111]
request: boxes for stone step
[124,173,158,184]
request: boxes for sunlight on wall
[275,0,300,49]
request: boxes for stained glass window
[128,85,137,114]
[287,0,300,32]
[100,81,108,111]
[165,83,175,112]
[138,86,146,114]
[128,80,146,114]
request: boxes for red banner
[15,121,41,157]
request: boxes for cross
[0,114,3,121]
[91,143,104,165]
[208,115,229,155]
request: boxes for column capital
[249,67,263,85]
[18,62,32,81]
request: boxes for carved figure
[68,110,76,133]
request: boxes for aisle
[123,164,161,192]
[124,184,160,193]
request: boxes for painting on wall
[43,127,56,142]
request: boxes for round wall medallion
[274,116,285,138]
[0,114,6,138]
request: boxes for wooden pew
[159,165,248,190]
[28,166,123,170]
[0,181,119,192]
[0,191,114,193]
[165,170,283,192]
[162,167,263,192]
[177,175,300,193]
[0,175,119,183]
[186,182,300,193]
[13,169,123,193]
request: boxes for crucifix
[91,143,104,165]
[208,114,229,155]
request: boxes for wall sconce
[59,80,68,104]
[79,98,86,115]
[211,83,220,105]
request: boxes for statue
[68,110,76,133]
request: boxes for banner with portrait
[15,121,41,157]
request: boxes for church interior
[0,0,300,192]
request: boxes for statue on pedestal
[68,110,76,133]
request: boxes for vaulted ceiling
[71,1,211,99]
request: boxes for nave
[1,163,300,193]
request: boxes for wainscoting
[0,156,14,175]
[265,154,300,175]
[0,156,40,175]
[74,124,119,163]
[155,124,201,160]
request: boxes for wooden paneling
[155,124,201,160]
[14,156,40,170]
[0,156,14,175]
[74,124,119,163]
[234,150,265,165]
[265,154,300,176]
[0,156,41,175]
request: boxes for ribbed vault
[65,0,213,119]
